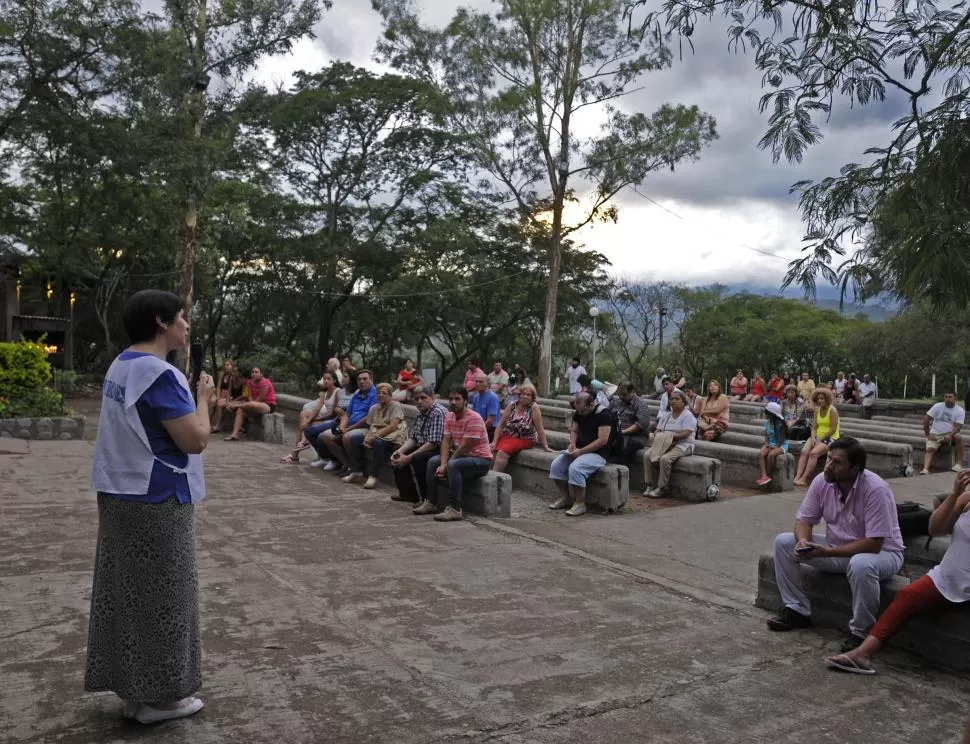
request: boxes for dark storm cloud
[301,2,911,211]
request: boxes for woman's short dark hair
[829,436,867,472]
[122,290,184,344]
[448,385,469,400]
[577,374,591,388]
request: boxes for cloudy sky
[251,1,907,293]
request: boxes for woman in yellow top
[794,386,840,486]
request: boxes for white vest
[91,353,206,503]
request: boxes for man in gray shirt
[611,382,651,464]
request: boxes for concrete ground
[1,422,969,743]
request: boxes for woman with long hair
[86,290,212,724]
[793,387,841,487]
[208,358,235,433]
[697,379,730,441]
[490,384,552,472]
[281,370,340,464]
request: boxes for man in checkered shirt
[389,386,446,503]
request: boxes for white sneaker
[565,503,587,517]
[920,468,930,475]
[310,459,329,468]
[363,476,378,489]
[135,697,204,724]
[323,460,341,471]
[952,463,964,472]
[549,497,571,510]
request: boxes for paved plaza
[1,426,969,743]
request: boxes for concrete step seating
[373,466,513,518]
[543,430,719,503]
[221,409,285,444]
[755,535,970,672]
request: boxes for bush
[53,369,77,396]
[0,340,63,418]
[0,340,53,397]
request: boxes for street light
[652,304,668,368]
[589,305,600,379]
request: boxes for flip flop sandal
[280,453,299,463]
[824,655,876,675]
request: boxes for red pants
[869,574,956,642]
[495,436,535,456]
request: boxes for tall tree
[374,0,717,395]
[630,0,970,307]
[247,61,465,366]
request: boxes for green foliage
[0,340,63,418]
[0,340,54,395]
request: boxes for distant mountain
[723,282,900,322]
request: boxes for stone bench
[507,447,630,513]
[220,409,285,444]
[717,430,913,478]
[689,440,796,492]
[755,551,970,671]
[726,421,949,473]
[543,430,721,503]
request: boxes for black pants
[392,451,436,503]
[622,435,648,465]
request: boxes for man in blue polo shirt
[470,373,501,441]
[322,369,378,476]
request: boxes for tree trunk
[537,207,564,396]
[317,301,333,369]
[175,0,207,374]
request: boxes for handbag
[788,424,811,441]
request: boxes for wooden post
[903,374,908,399]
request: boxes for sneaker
[645,487,667,499]
[565,503,587,517]
[363,476,378,489]
[549,497,572,510]
[766,607,812,632]
[433,506,464,522]
[840,633,866,653]
[342,472,365,484]
[919,468,930,475]
[756,475,772,486]
[412,500,437,515]
[952,463,964,473]
[135,697,205,724]
[323,460,341,471]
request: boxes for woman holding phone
[85,290,212,724]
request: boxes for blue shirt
[112,351,196,504]
[471,390,501,425]
[347,386,378,426]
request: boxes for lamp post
[589,305,600,379]
[653,304,668,368]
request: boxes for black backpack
[896,500,932,537]
[605,406,624,458]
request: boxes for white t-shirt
[928,510,970,603]
[858,381,877,407]
[834,378,846,394]
[927,402,965,435]
[657,409,697,454]
[565,364,586,394]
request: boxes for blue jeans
[426,455,491,510]
[307,420,339,459]
[549,452,606,487]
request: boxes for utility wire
[632,187,792,263]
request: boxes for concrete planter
[0,415,85,441]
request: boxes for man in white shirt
[922,392,965,474]
[648,367,666,399]
[858,374,877,419]
[565,357,586,395]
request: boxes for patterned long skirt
[84,494,202,704]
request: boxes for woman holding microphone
[85,290,213,724]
